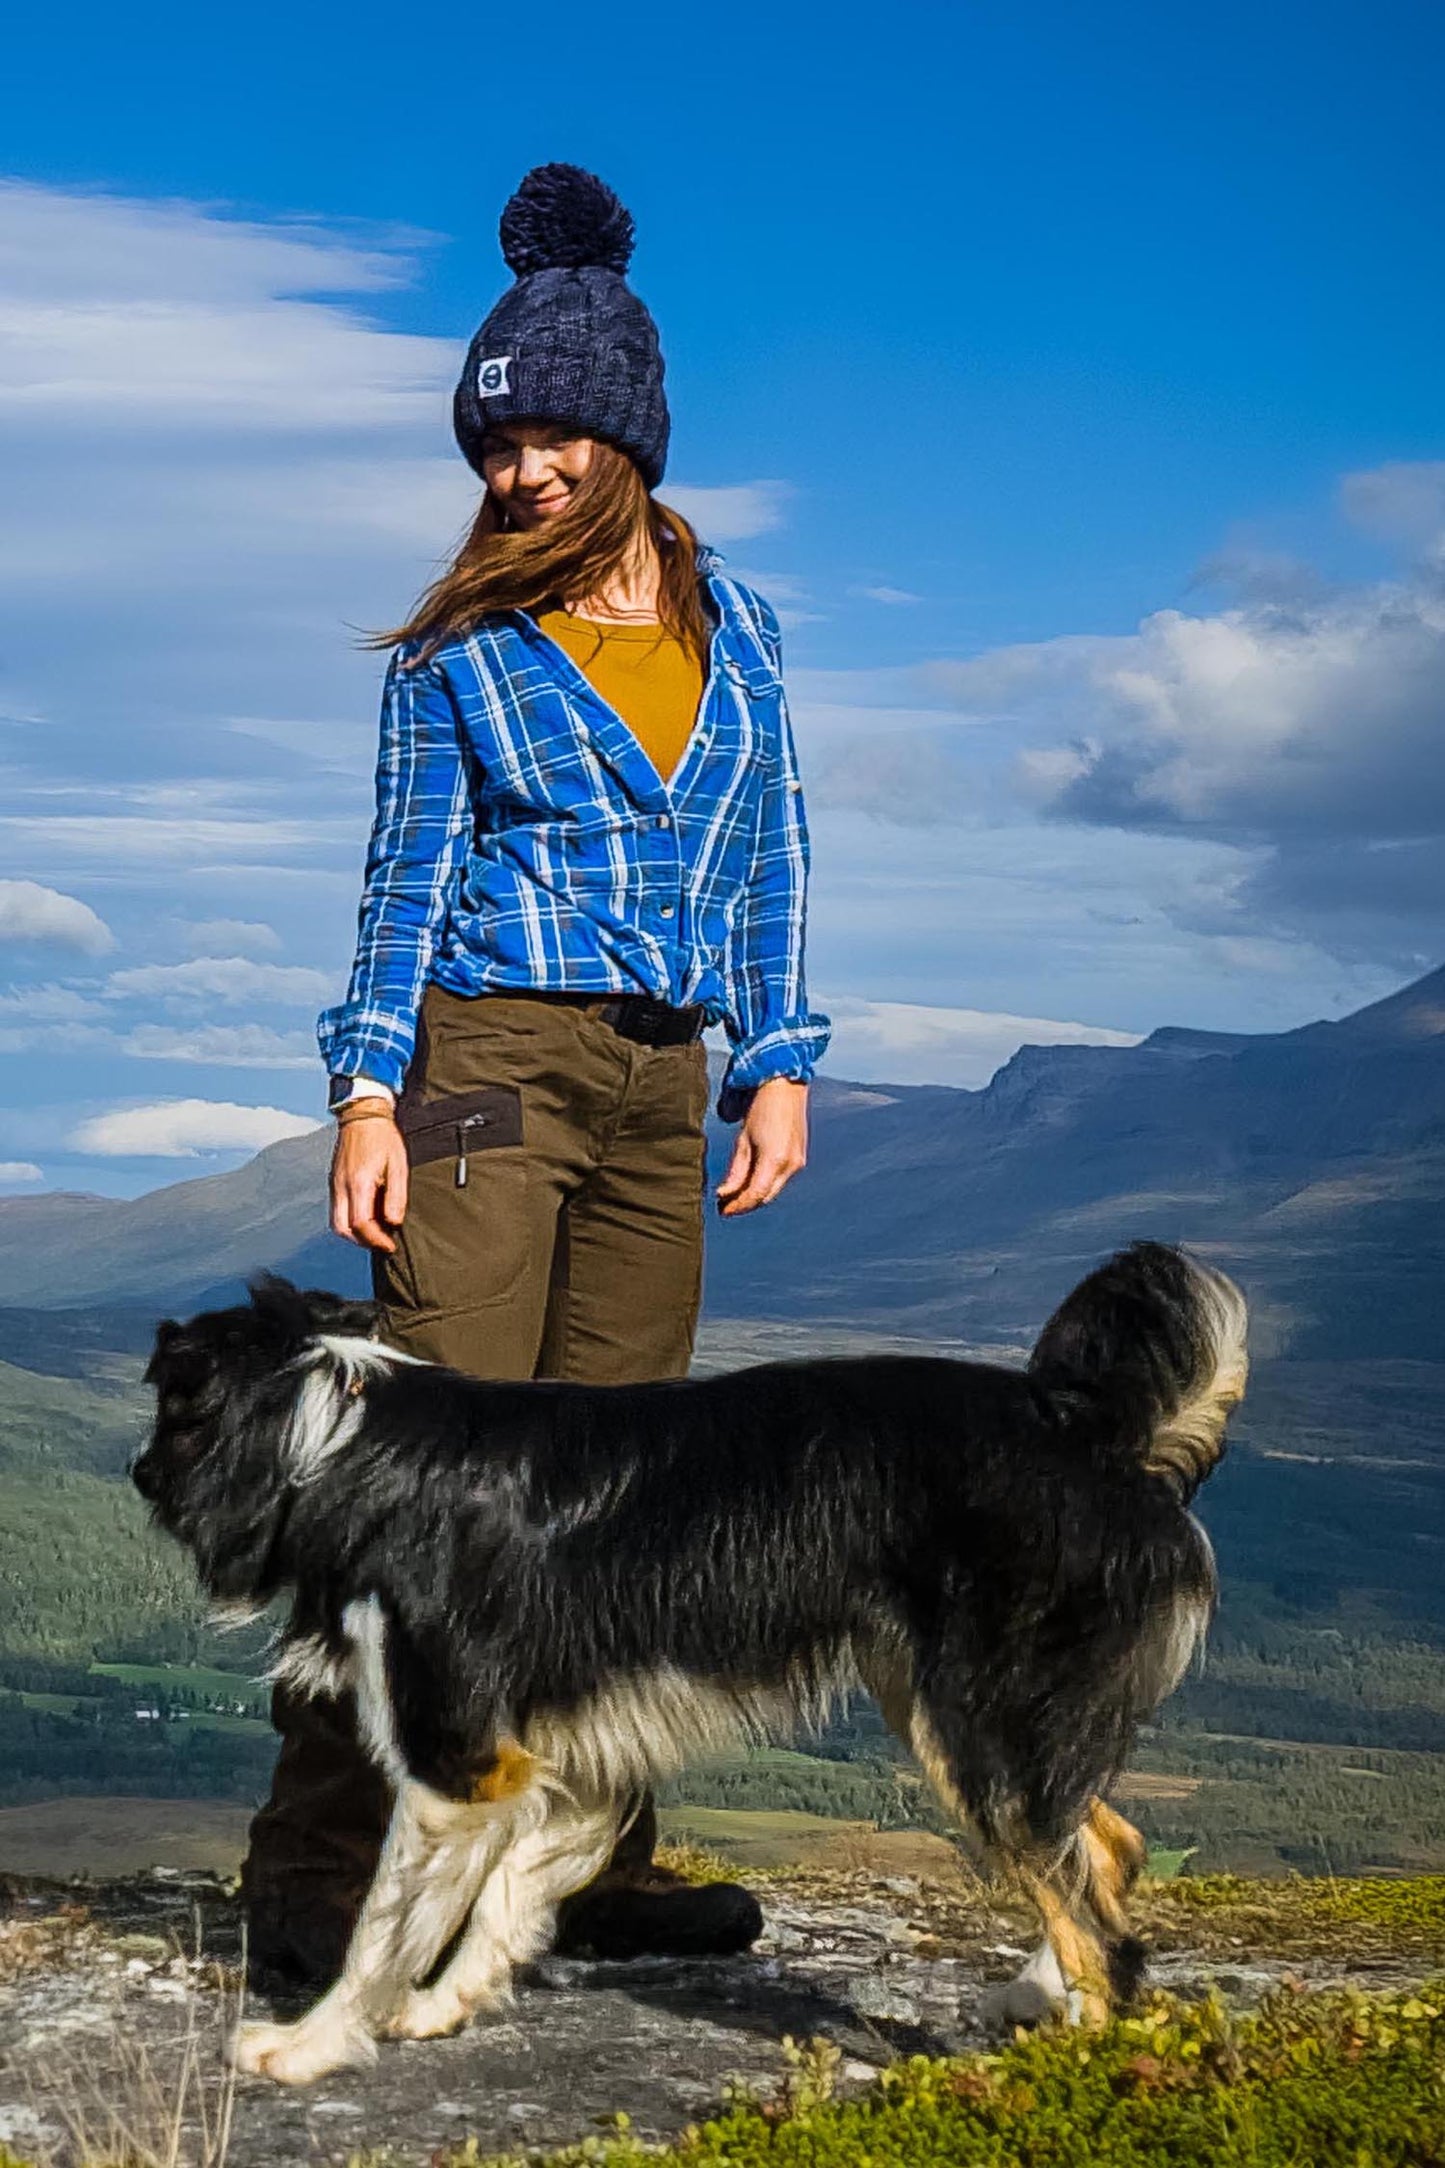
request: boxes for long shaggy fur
[135,1241,1247,2085]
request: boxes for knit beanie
[453,165,670,491]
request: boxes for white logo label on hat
[476,354,513,399]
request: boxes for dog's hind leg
[386,1789,618,2041]
[1009,1852,1113,2029]
[1080,1797,1150,2003]
[895,1691,1114,2031]
[234,1780,511,2085]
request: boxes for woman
[241,165,830,1990]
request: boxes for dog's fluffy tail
[1029,1242,1248,1497]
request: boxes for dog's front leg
[234,1782,498,2086]
[386,1791,617,2041]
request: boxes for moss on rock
[460,1982,1445,2167]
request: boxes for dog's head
[133,1278,381,1602]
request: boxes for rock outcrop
[4,1863,1440,2165]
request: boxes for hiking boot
[552,1868,764,1959]
[552,1794,763,1959]
[243,1886,357,1997]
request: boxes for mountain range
[2,963,1442,1360]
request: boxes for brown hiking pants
[241,988,710,1928]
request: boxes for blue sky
[2,0,1442,1194]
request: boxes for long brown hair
[375,442,711,664]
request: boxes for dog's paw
[981,1942,1069,2032]
[382,1983,470,2041]
[980,1975,1108,2033]
[231,2014,377,2086]
[980,1975,1064,2031]
[383,1973,510,2040]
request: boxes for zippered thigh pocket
[383,1082,531,1318]
[395,1085,524,1187]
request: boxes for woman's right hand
[330,1114,409,1253]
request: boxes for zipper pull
[455,1112,491,1188]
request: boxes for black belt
[494,990,706,1048]
[598,996,706,1047]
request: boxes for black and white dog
[135,1240,1246,2086]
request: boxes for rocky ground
[2,1859,1441,2166]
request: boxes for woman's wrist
[334,1097,398,1129]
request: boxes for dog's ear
[143,1318,181,1385]
[247,1276,380,1347]
[244,1266,335,1352]
[297,1287,384,1340]
[144,1315,224,1399]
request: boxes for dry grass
[30,1992,241,2167]
[5,1915,243,2168]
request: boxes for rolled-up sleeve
[316,652,472,1096]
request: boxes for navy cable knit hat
[453,165,670,490]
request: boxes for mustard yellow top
[535,606,704,785]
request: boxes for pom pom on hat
[499,164,636,277]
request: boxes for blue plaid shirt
[317,558,830,1119]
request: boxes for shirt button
[655,813,672,829]
[660,902,675,918]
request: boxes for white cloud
[662,481,790,542]
[823,995,1140,1089]
[0,983,106,1021]
[729,569,823,630]
[70,1097,322,1157]
[105,955,334,1007]
[177,917,283,958]
[0,1013,318,1067]
[0,180,447,432]
[226,714,378,778]
[785,669,993,822]
[0,1022,114,1056]
[924,491,1445,843]
[0,813,350,874]
[852,584,922,605]
[121,1022,316,1068]
[801,801,1395,1043]
[0,179,417,304]
[908,465,1445,962]
[0,879,114,953]
[0,1161,44,1186]
[1340,460,1445,557]
[1019,594,1443,833]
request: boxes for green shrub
[1164,1871,1445,1935]
[1143,1872,1445,1964]
[458,1982,1445,2167]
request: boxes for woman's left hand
[716,1078,810,1216]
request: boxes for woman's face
[481,423,595,527]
